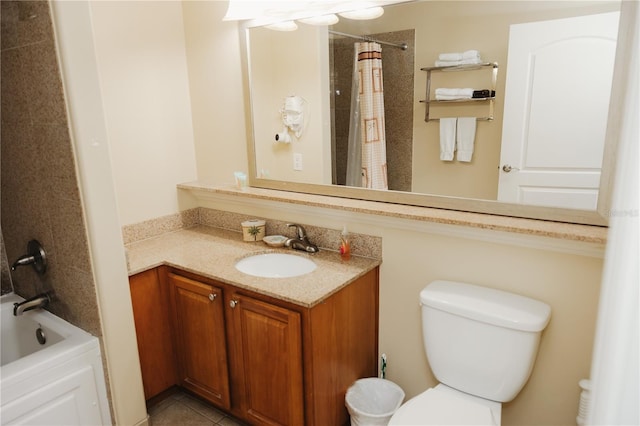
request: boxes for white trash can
[345,378,405,426]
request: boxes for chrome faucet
[285,223,319,253]
[13,293,51,316]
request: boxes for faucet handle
[11,240,47,275]
[286,223,307,239]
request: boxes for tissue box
[241,219,266,242]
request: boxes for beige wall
[181,0,249,187]
[90,1,198,226]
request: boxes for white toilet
[389,280,551,425]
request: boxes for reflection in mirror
[246,1,622,225]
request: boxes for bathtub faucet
[13,293,51,316]
[11,240,47,275]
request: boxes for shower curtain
[346,42,388,189]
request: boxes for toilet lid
[388,388,497,425]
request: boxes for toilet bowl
[389,384,500,425]
[388,280,551,425]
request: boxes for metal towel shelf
[420,62,498,122]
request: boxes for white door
[498,12,619,209]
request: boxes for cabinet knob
[208,293,217,301]
[229,300,239,308]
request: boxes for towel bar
[425,117,493,122]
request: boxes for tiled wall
[331,29,415,191]
[0,1,102,336]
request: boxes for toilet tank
[420,281,551,402]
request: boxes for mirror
[244,0,623,226]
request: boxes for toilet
[389,280,551,425]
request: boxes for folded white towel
[438,52,462,61]
[456,117,477,162]
[438,50,480,61]
[435,57,483,67]
[439,118,457,161]
[462,49,481,59]
[435,88,473,100]
[435,88,474,97]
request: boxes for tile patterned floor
[149,392,246,426]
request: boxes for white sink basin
[235,253,317,278]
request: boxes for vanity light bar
[224,0,412,28]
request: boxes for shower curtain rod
[328,30,408,50]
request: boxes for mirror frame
[239,2,634,227]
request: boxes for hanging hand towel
[456,117,477,162]
[440,118,457,161]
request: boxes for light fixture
[265,21,298,31]
[223,1,406,28]
[339,6,384,20]
[298,14,340,26]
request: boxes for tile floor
[148,391,246,426]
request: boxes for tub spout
[13,293,51,316]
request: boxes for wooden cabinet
[304,267,379,425]
[130,266,379,426]
[227,292,304,425]
[129,268,177,400]
[168,273,231,410]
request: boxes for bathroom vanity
[127,225,380,425]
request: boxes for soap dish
[263,235,287,248]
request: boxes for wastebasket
[345,378,405,426]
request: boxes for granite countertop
[126,225,381,308]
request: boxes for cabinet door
[228,293,304,426]
[169,273,231,410]
[129,268,177,400]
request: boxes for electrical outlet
[293,153,303,171]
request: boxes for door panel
[129,268,177,400]
[229,293,304,426]
[170,273,231,409]
[498,12,619,209]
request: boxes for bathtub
[0,293,111,425]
